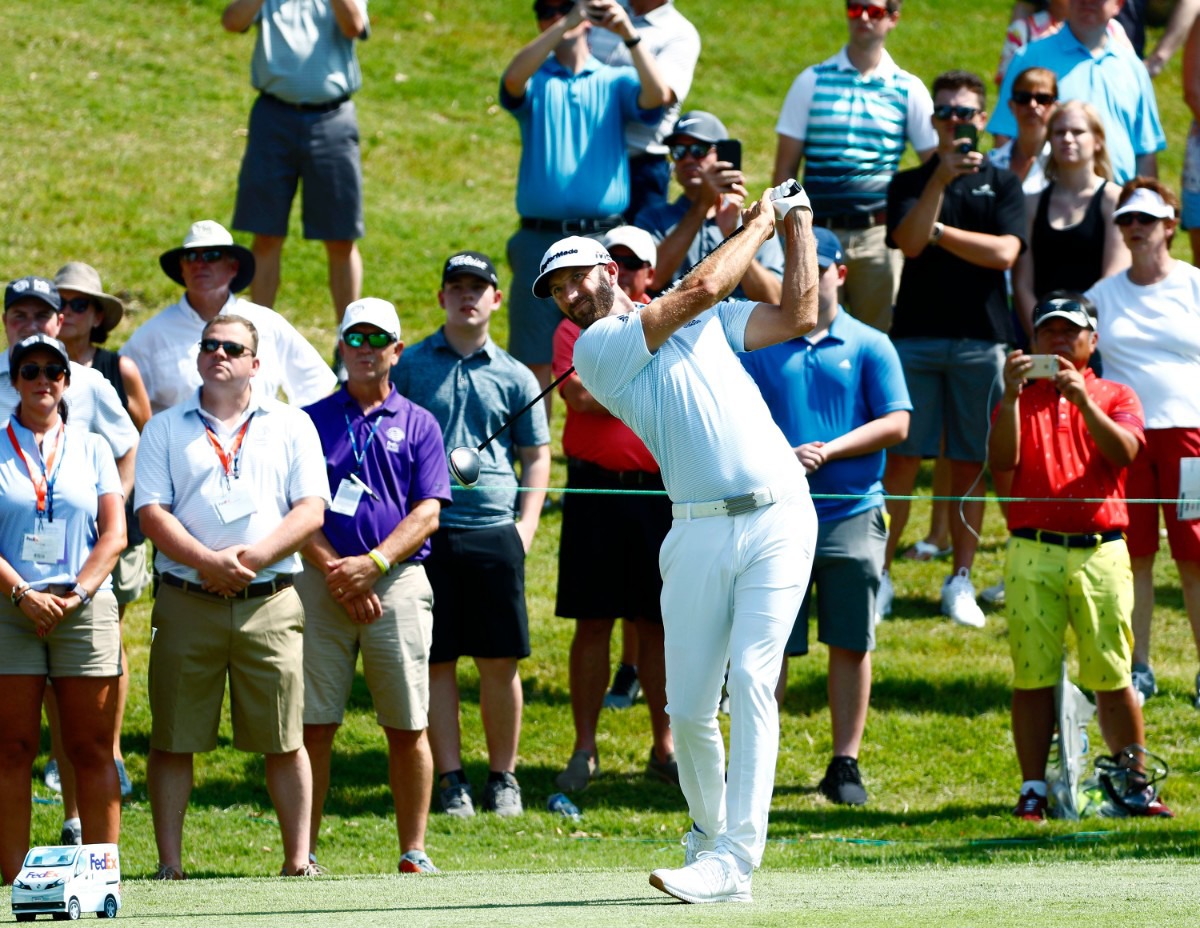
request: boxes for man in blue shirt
[741,228,911,807]
[300,298,453,874]
[501,0,668,403]
[989,0,1164,183]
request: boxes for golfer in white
[536,182,818,904]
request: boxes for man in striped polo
[773,0,936,332]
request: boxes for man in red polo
[989,292,1170,821]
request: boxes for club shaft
[476,365,575,451]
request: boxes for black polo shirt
[886,156,1025,344]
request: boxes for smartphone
[715,139,742,171]
[584,0,605,23]
[954,123,977,154]
[1025,354,1060,379]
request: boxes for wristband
[929,221,945,245]
[624,34,642,48]
[72,583,92,607]
[11,582,30,606]
[367,549,391,575]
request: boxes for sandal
[902,539,952,561]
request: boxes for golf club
[448,366,575,488]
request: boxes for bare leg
[475,657,522,773]
[1175,560,1200,662]
[46,685,80,820]
[924,456,952,551]
[385,727,433,853]
[774,654,789,708]
[323,240,362,322]
[618,618,639,666]
[147,748,194,871]
[634,618,673,761]
[427,661,461,774]
[0,676,45,884]
[1130,554,1155,667]
[828,646,871,758]
[302,723,339,856]
[54,677,120,844]
[568,619,615,756]
[949,460,987,574]
[250,234,286,309]
[1095,687,1145,756]
[883,453,922,570]
[113,621,129,763]
[1011,686,1056,781]
[264,748,312,874]
[1190,227,1200,268]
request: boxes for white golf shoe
[650,850,752,904]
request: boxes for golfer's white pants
[659,491,816,868]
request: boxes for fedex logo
[25,870,59,879]
[90,852,117,871]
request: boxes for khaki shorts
[296,562,433,731]
[149,583,305,754]
[0,591,121,678]
[1005,535,1134,691]
[112,541,151,606]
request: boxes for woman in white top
[1085,180,1200,711]
[0,334,126,884]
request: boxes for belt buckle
[722,493,760,516]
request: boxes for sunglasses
[343,331,395,349]
[1114,212,1163,227]
[846,2,891,20]
[669,142,714,161]
[1012,90,1057,106]
[933,104,980,121]
[198,338,254,357]
[612,255,650,271]
[61,296,95,314]
[18,363,68,382]
[182,249,227,264]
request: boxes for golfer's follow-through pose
[536,181,819,904]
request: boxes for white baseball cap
[1113,187,1176,221]
[532,236,613,298]
[339,297,401,341]
[603,226,657,267]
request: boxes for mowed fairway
[7,861,1200,927]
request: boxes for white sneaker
[876,570,894,621]
[682,825,717,865]
[941,570,985,628]
[980,579,1006,606]
[650,851,752,904]
[768,179,811,220]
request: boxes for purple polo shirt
[304,386,452,562]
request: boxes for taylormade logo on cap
[532,236,613,298]
[541,247,580,274]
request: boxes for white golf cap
[1113,187,1176,221]
[532,236,612,298]
[339,297,401,341]
[603,226,657,267]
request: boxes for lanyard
[7,421,65,520]
[203,414,253,480]
[344,414,381,473]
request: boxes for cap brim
[159,245,256,293]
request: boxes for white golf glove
[769,179,812,220]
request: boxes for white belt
[671,488,777,520]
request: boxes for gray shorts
[892,337,1005,461]
[232,94,364,242]
[297,562,434,731]
[506,226,597,365]
[112,541,150,606]
[786,507,886,655]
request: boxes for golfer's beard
[576,276,615,328]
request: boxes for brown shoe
[152,864,186,880]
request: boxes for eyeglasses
[669,142,714,161]
[1012,90,1057,106]
[18,363,68,382]
[612,255,650,271]
[846,2,891,20]
[534,1,573,18]
[1114,212,1162,226]
[61,296,95,314]
[342,331,395,349]
[198,338,254,357]
[933,104,980,121]
[182,249,227,264]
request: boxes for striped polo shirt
[776,47,935,218]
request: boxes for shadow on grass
[782,672,1013,716]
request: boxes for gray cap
[665,111,729,145]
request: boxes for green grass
[5,0,1200,905]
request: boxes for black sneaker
[603,663,640,709]
[818,756,868,806]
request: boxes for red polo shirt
[994,370,1145,533]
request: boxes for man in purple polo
[298,298,453,874]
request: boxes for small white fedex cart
[10,844,121,921]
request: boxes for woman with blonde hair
[1013,100,1129,339]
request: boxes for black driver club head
[448,446,481,488]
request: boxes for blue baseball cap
[814,227,844,268]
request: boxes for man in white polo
[135,314,329,879]
[122,220,337,414]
